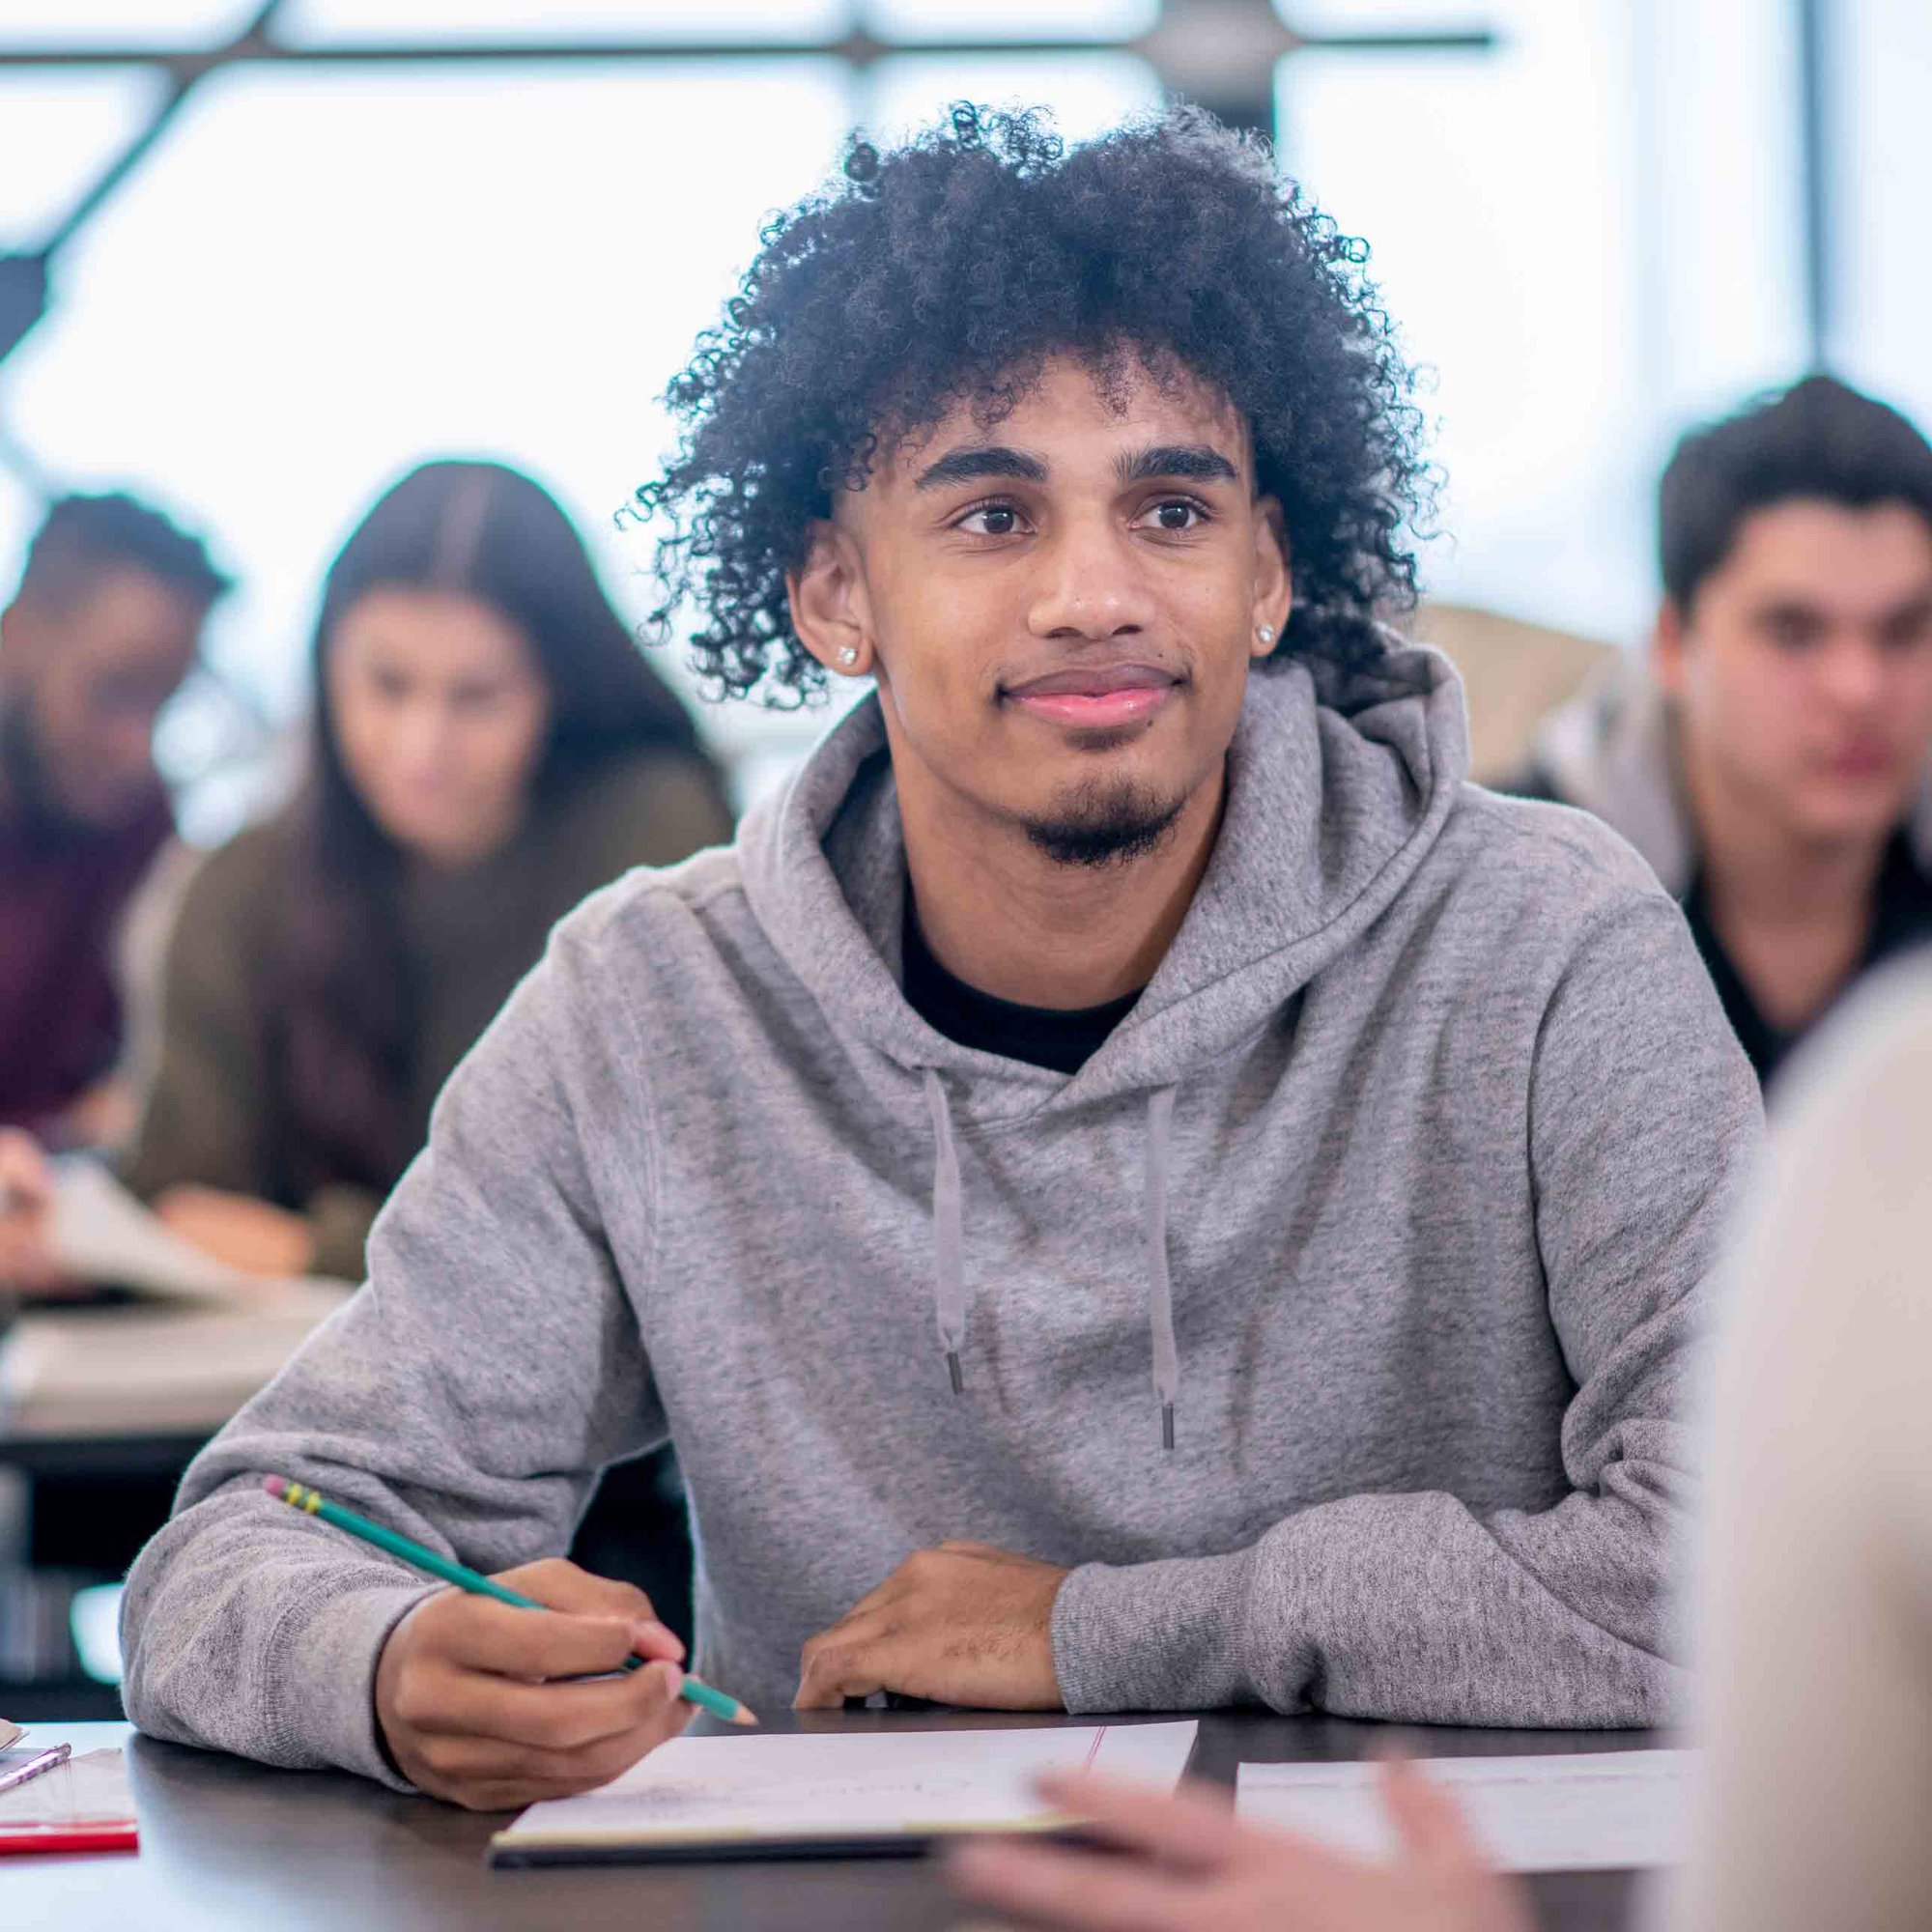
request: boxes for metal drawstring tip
[1160,1403,1175,1452]
[947,1350,964,1395]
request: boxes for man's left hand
[794,1540,1067,1710]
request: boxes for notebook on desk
[489,1719,1199,1866]
[0,1747,138,1857]
[0,1163,355,1440]
[48,1159,353,1307]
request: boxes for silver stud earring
[838,645,861,668]
[1257,624,1276,647]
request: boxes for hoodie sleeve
[1052,895,1763,1728]
[118,920,668,1786]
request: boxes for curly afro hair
[636,102,1430,706]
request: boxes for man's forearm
[1051,1486,1678,1728]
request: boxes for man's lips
[1003,663,1180,729]
[1815,740,1902,782]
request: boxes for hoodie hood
[1532,654,1932,896]
[741,632,1471,1113]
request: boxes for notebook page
[497,1719,1198,1850]
[1237,1748,1693,1873]
[0,1749,136,1830]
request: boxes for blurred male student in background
[0,492,229,1142]
[1520,376,1932,1083]
[119,107,1757,1810]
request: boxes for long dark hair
[276,459,709,1195]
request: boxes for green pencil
[261,1473,755,1727]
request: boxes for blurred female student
[118,458,730,1280]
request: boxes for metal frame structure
[0,0,1498,465]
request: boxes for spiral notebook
[490,1719,1198,1866]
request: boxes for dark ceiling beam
[0,32,1495,71]
[0,1,1495,497]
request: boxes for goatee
[1019,776,1185,868]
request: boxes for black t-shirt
[900,908,1142,1075]
[1683,830,1932,1085]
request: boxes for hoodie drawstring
[921,1069,1181,1449]
[1144,1085,1180,1451]
[923,1069,967,1394]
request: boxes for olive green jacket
[122,750,731,1279]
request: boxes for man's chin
[1016,775,1188,869]
[61,787,156,834]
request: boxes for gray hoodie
[121,644,1761,1785]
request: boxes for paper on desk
[497,1719,1199,1852]
[1237,1749,1693,1874]
[0,1299,348,1437]
[50,1158,351,1307]
[0,1748,135,1829]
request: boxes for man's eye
[1142,499,1205,532]
[958,504,1023,537]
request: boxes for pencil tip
[731,1706,759,1727]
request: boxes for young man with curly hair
[122,107,1760,1808]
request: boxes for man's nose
[1025,517,1158,640]
[1816,635,1891,711]
[106,713,157,780]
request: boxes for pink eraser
[261,1475,289,1499]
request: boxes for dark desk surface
[13,1715,1649,1931]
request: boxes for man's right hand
[373,1557,693,1810]
[0,1127,61,1293]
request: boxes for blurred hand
[155,1185,314,1278]
[951,1761,1534,1932]
[795,1539,1065,1710]
[59,1078,138,1151]
[0,1127,63,1293]
[374,1556,693,1810]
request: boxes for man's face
[0,569,206,830]
[1658,498,1932,849]
[793,353,1290,864]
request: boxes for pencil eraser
[261,1475,288,1499]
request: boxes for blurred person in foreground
[0,459,730,1288]
[1519,376,1932,1084]
[0,491,229,1141]
[952,954,1932,1932]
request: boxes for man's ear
[1252,498,1293,659]
[0,600,41,690]
[787,521,876,680]
[1652,597,1689,699]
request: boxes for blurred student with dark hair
[0,459,730,1288]
[1520,375,1932,1083]
[0,491,230,1140]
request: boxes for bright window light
[70,1580,126,1685]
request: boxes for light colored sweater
[119,646,1760,1785]
[1668,957,1932,1932]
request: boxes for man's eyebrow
[1878,589,1932,627]
[1117,443,1240,486]
[913,445,1049,491]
